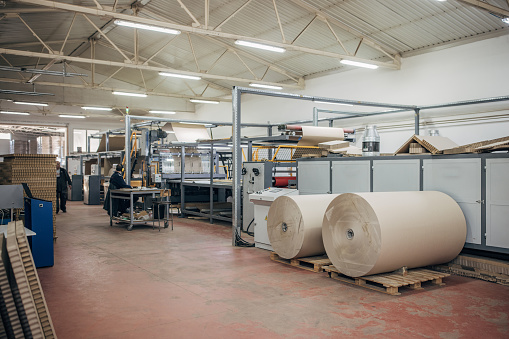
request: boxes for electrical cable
[244,218,254,236]
[235,226,254,247]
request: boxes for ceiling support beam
[0,55,26,80]
[288,0,399,61]
[27,59,56,83]
[214,0,253,31]
[457,0,509,17]
[60,13,77,55]
[232,51,257,80]
[204,0,209,28]
[81,14,130,62]
[187,33,200,71]
[273,0,287,43]
[98,66,124,86]
[16,14,55,54]
[91,0,104,10]
[141,9,304,83]
[64,61,90,86]
[324,18,349,55]
[142,35,179,65]
[0,77,230,102]
[206,49,228,74]
[176,0,201,27]
[291,15,317,45]
[2,39,86,49]
[200,35,302,83]
[16,0,399,69]
[0,47,302,89]
[94,40,232,93]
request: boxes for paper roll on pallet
[322,191,466,277]
[267,194,340,259]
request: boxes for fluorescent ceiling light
[190,99,219,104]
[0,111,30,115]
[149,110,176,114]
[249,83,283,90]
[503,18,509,24]
[314,100,353,107]
[114,20,181,35]
[13,101,48,106]
[235,40,285,53]
[340,59,378,69]
[82,106,112,111]
[59,115,86,119]
[159,72,201,80]
[113,91,147,98]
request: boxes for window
[73,129,100,152]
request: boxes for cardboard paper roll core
[322,191,466,277]
[297,126,344,146]
[267,194,339,259]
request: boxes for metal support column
[329,119,334,127]
[79,155,83,175]
[232,87,242,246]
[180,145,186,218]
[313,107,318,126]
[247,141,252,161]
[87,135,91,153]
[124,116,131,185]
[97,153,101,176]
[105,132,110,152]
[267,126,273,161]
[209,142,214,224]
[414,108,420,135]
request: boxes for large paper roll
[298,126,344,146]
[267,194,340,259]
[322,191,466,277]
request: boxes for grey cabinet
[486,159,509,249]
[298,161,330,194]
[373,159,420,192]
[331,161,370,194]
[423,159,481,245]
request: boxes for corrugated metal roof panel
[1,0,508,104]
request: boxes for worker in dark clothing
[110,164,131,190]
[104,164,133,217]
[56,161,72,213]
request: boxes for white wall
[195,35,509,153]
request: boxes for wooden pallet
[324,265,450,296]
[270,252,332,272]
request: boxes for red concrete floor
[37,201,509,339]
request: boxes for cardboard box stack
[0,154,58,238]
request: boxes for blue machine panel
[24,198,54,268]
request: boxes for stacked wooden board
[0,221,56,338]
[0,154,57,238]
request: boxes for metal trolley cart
[109,188,172,231]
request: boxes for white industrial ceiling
[0,0,508,118]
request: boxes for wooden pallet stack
[0,154,57,238]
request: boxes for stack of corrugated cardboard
[0,154,57,238]
[0,221,56,338]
